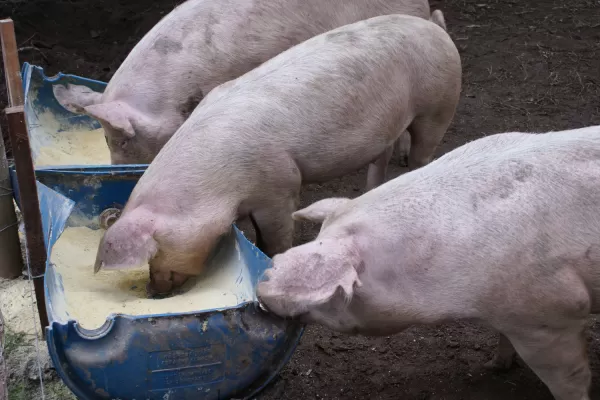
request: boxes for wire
[22,234,46,399]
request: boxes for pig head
[94,206,230,297]
[257,198,368,332]
[52,84,181,164]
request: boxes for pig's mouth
[256,292,275,314]
[147,292,178,300]
[256,298,308,321]
[145,282,185,299]
[257,299,270,313]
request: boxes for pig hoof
[100,208,121,230]
[483,356,514,371]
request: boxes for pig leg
[484,333,516,371]
[406,114,451,171]
[235,216,257,243]
[395,130,411,167]
[505,325,591,400]
[249,194,299,257]
[366,145,394,191]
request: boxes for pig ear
[292,198,350,223]
[287,238,362,306]
[53,84,102,114]
[302,263,361,307]
[94,215,158,273]
[83,102,137,138]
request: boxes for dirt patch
[0,277,75,400]
[0,0,599,399]
[0,278,39,336]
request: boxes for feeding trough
[10,63,304,399]
[20,62,111,169]
[10,62,149,204]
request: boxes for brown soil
[1,0,600,399]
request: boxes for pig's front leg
[249,194,298,257]
[484,333,516,371]
[366,145,394,191]
[505,324,591,400]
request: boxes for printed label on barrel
[147,344,226,391]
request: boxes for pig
[93,15,462,297]
[256,125,600,400]
[52,0,445,170]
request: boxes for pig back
[103,0,430,102]
[178,15,458,182]
[369,127,600,281]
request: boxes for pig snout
[256,274,273,310]
[256,268,276,313]
[255,289,271,313]
[255,278,290,317]
[146,280,172,299]
[146,269,191,298]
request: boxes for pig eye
[121,139,129,149]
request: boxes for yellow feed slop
[51,226,252,329]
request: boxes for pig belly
[283,125,400,184]
[295,147,390,184]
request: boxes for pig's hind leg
[406,112,453,171]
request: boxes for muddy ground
[0,0,599,399]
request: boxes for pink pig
[257,125,600,400]
[94,15,461,296]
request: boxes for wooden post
[0,124,23,279]
[0,19,49,332]
[0,20,23,107]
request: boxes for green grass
[44,380,77,400]
[7,380,78,400]
[7,382,27,400]
[4,329,30,400]
[3,328,28,357]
